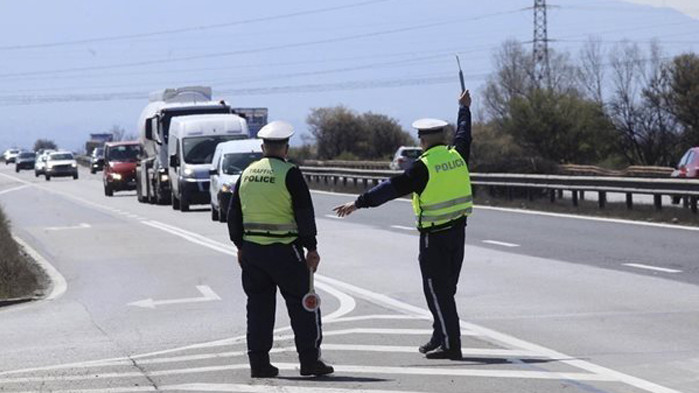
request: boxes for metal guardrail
[299,167,699,213]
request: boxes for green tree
[33,139,57,152]
[503,89,615,164]
[666,53,699,145]
[306,106,414,160]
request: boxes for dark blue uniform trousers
[419,219,466,351]
[240,241,322,368]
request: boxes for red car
[103,141,141,197]
[672,147,699,178]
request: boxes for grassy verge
[0,205,45,300]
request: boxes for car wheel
[104,184,113,196]
[90,168,95,174]
[15,166,19,173]
[45,175,51,181]
[73,173,78,180]
[34,171,39,177]
[179,197,189,212]
[211,205,219,221]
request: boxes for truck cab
[167,113,248,212]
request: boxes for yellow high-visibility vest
[240,157,298,245]
[412,145,473,229]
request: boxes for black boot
[300,359,334,376]
[418,340,440,354]
[425,346,462,360]
[250,363,279,378]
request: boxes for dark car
[90,147,105,174]
[14,151,36,172]
[103,142,141,196]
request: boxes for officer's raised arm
[453,90,472,165]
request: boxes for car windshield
[107,145,140,162]
[222,152,263,175]
[93,148,104,157]
[50,153,74,160]
[401,149,422,158]
[183,135,244,165]
[19,152,35,159]
[678,150,693,167]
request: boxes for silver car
[389,146,423,170]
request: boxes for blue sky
[0,0,697,151]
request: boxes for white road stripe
[0,184,29,195]
[314,281,356,321]
[623,263,682,274]
[311,189,699,232]
[161,384,430,393]
[482,240,520,248]
[0,363,615,384]
[12,235,67,302]
[390,225,416,231]
[44,223,91,231]
[323,214,344,220]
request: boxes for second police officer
[227,121,334,378]
[334,91,474,360]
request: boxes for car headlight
[221,183,232,193]
[47,164,54,169]
[160,173,169,182]
[71,163,77,168]
[111,173,122,180]
[183,168,195,177]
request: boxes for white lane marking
[326,314,427,323]
[160,383,449,393]
[482,240,520,248]
[0,184,29,195]
[311,189,699,232]
[314,281,356,321]
[8,388,157,393]
[44,223,91,231]
[12,235,67,302]
[316,276,682,393]
[623,263,682,274]
[141,220,237,256]
[121,216,679,392]
[390,225,416,231]
[323,214,344,220]
[0,363,614,384]
[128,285,221,309]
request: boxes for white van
[209,138,263,222]
[167,113,248,212]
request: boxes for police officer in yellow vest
[228,121,334,378]
[334,91,473,360]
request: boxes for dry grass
[0,206,42,299]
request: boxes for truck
[167,114,248,211]
[136,86,263,205]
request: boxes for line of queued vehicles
[3,148,79,180]
[88,86,266,222]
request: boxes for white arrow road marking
[623,263,682,274]
[128,285,221,309]
[482,240,520,247]
[0,184,29,195]
[44,223,91,231]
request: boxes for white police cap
[412,118,448,135]
[257,120,295,141]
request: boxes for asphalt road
[0,164,698,393]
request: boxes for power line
[0,0,392,51]
[0,8,526,80]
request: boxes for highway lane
[310,190,699,284]
[1,165,698,392]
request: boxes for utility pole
[533,0,550,87]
